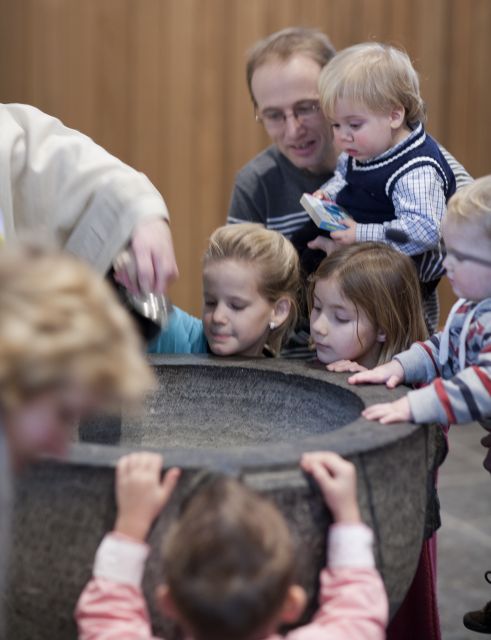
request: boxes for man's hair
[308,243,428,364]
[163,476,295,640]
[446,175,491,238]
[319,42,426,125]
[246,27,336,106]
[204,223,300,354]
[0,244,154,411]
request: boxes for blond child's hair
[0,244,154,411]
[309,243,428,364]
[163,476,295,640]
[446,175,491,236]
[204,224,300,355]
[246,27,336,106]
[319,42,426,126]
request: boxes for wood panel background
[0,0,489,318]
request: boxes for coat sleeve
[3,103,169,273]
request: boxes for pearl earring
[269,321,276,330]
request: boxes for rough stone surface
[7,356,442,639]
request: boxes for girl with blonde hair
[149,223,300,357]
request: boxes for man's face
[251,54,334,174]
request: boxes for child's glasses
[256,100,322,131]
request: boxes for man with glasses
[227,27,472,358]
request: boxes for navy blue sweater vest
[336,124,456,224]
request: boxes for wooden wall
[0,0,489,317]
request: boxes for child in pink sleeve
[76,451,388,640]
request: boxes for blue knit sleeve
[147,306,208,354]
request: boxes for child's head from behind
[309,243,427,367]
[0,245,154,466]
[319,42,425,160]
[202,224,300,357]
[160,476,305,640]
[443,175,491,301]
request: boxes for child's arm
[359,330,491,425]
[348,359,406,388]
[313,153,349,201]
[353,166,446,256]
[288,452,388,640]
[76,453,180,640]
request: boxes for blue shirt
[148,306,209,354]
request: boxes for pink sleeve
[75,534,162,640]
[284,524,388,640]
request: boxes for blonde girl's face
[202,259,281,357]
[310,276,383,368]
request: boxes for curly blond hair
[446,175,491,236]
[319,42,426,126]
[0,244,155,411]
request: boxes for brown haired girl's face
[202,259,279,357]
[310,276,383,368]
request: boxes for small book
[300,193,350,232]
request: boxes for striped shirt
[395,298,491,426]
[321,124,456,283]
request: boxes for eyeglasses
[255,100,322,131]
[445,247,491,268]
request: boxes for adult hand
[348,360,405,388]
[331,217,357,245]
[301,451,360,524]
[326,359,367,373]
[114,218,179,294]
[114,452,180,542]
[362,396,412,424]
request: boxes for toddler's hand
[301,451,360,524]
[307,235,336,255]
[312,189,327,199]
[114,452,180,542]
[348,359,405,388]
[326,359,367,373]
[362,396,412,424]
[330,217,357,245]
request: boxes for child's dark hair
[308,243,428,364]
[162,476,295,640]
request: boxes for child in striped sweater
[349,175,491,634]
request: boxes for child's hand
[330,217,357,245]
[114,453,180,542]
[301,451,360,524]
[348,360,405,388]
[362,396,412,424]
[307,235,336,255]
[312,189,327,199]
[326,359,367,373]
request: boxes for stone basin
[6,355,442,639]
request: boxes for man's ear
[278,585,307,624]
[390,105,405,129]
[271,297,291,328]
[155,584,179,621]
